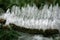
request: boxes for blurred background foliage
[0,0,60,12]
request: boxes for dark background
[0,0,60,11]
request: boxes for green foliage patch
[0,25,21,40]
[0,0,60,11]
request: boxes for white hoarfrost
[0,4,60,30]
